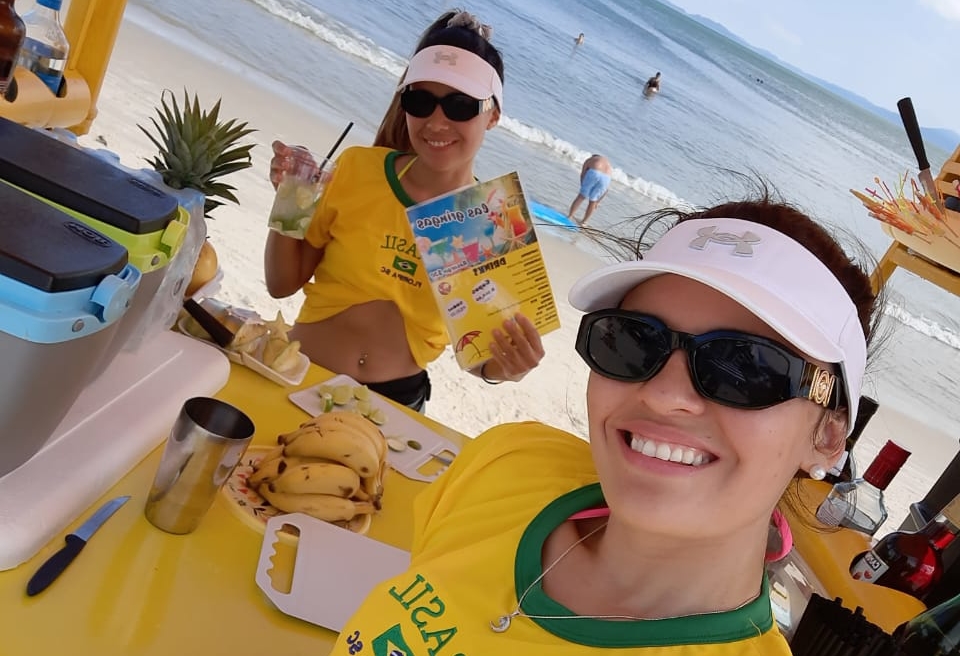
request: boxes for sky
[666,0,959,135]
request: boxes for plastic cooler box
[0,183,140,478]
[0,117,188,377]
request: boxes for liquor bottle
[892,589,960,655]
[16,0,68,95]
[0,0,24,97]
[824,395,879,484]
[816,439,910,535]
[849,491,960,599]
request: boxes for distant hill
[660,2,960,152]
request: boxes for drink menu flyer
[406,171,560,371]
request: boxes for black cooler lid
[0,116,180,235]
[0,183,128,292]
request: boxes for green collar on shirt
[514,483,776,647]
[385,151,417,207]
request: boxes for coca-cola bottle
[0,0,25,97]
[893,589,960,655]
[849,491,960,599]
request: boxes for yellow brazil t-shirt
[329,422,792,655]
[299,146,447,369]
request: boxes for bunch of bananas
[248,410,388,533]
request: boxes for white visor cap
[568,218,866,433]
[399,45,503,111]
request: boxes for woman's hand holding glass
[268,140,331,239]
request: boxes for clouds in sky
[920,0,960,20]
[665,0,957,132]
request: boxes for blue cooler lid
[0,116,179,235]
[0,184,141,343]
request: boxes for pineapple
[138,89,256,217]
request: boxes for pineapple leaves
[138,88,257,217]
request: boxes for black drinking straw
[317,121,353,174]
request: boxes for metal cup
[144,397,255,534]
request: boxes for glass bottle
[816,439,910,535]
[893,589,960,655]
[0,0,24,97]
[849,492,960,599]
[16,0,68,95]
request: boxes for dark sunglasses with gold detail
[576,309,845,410]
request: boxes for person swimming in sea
[644,71,661,94]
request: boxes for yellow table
[0,362,464,655]
[0,363,926,651]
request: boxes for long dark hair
[373,10,505,151]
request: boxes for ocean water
[128,0,960,438]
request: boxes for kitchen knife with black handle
[896,97,944,210]
[26,495,130,596]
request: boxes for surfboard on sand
[530,199,578,229]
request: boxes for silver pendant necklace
[490,521,654,633]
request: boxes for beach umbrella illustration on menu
[454,330,484,362]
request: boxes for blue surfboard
[529,199,578,229]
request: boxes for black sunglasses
[575,310,844,410]
[400,88,494,122]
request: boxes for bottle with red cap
[816,439,911,536]
[849,491,960,600]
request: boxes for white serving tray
[256,513,409,631]
[288,374,459,483]
[177,316,310,387]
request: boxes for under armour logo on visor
[688,226,761,256]
[434,51,458,65]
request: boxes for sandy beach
[79,12,958,538]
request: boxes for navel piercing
[809,464,826,481]
[358,352,367,366]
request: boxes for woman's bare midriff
[289,300,423,383]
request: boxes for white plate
[176,315,310,386]
[288,374,459,482]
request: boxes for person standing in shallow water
[567,154,612,225]
[575,32,584,46]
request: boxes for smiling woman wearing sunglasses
[264,10,544,412]
[329,195,882,655]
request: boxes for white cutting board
[0,330,230,570]
[256,513,410,632]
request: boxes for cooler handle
[89,264,142,324]
[159,208,189,258]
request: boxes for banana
[260,487,376,522]
[269,461,361,497]
[306,411,389,506]
[277,423,321,446]
[248,455,291,488]
[312,410,388,461]
[282,427,380,478]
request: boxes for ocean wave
[244,0,694,211]
[246,0,407,78]
[886,303,960,350]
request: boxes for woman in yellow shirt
[264,10,544,410]
[330,195,880,654]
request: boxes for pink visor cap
[400,45,503,110]
[568,218,866,432]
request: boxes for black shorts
[367,370,431,413]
